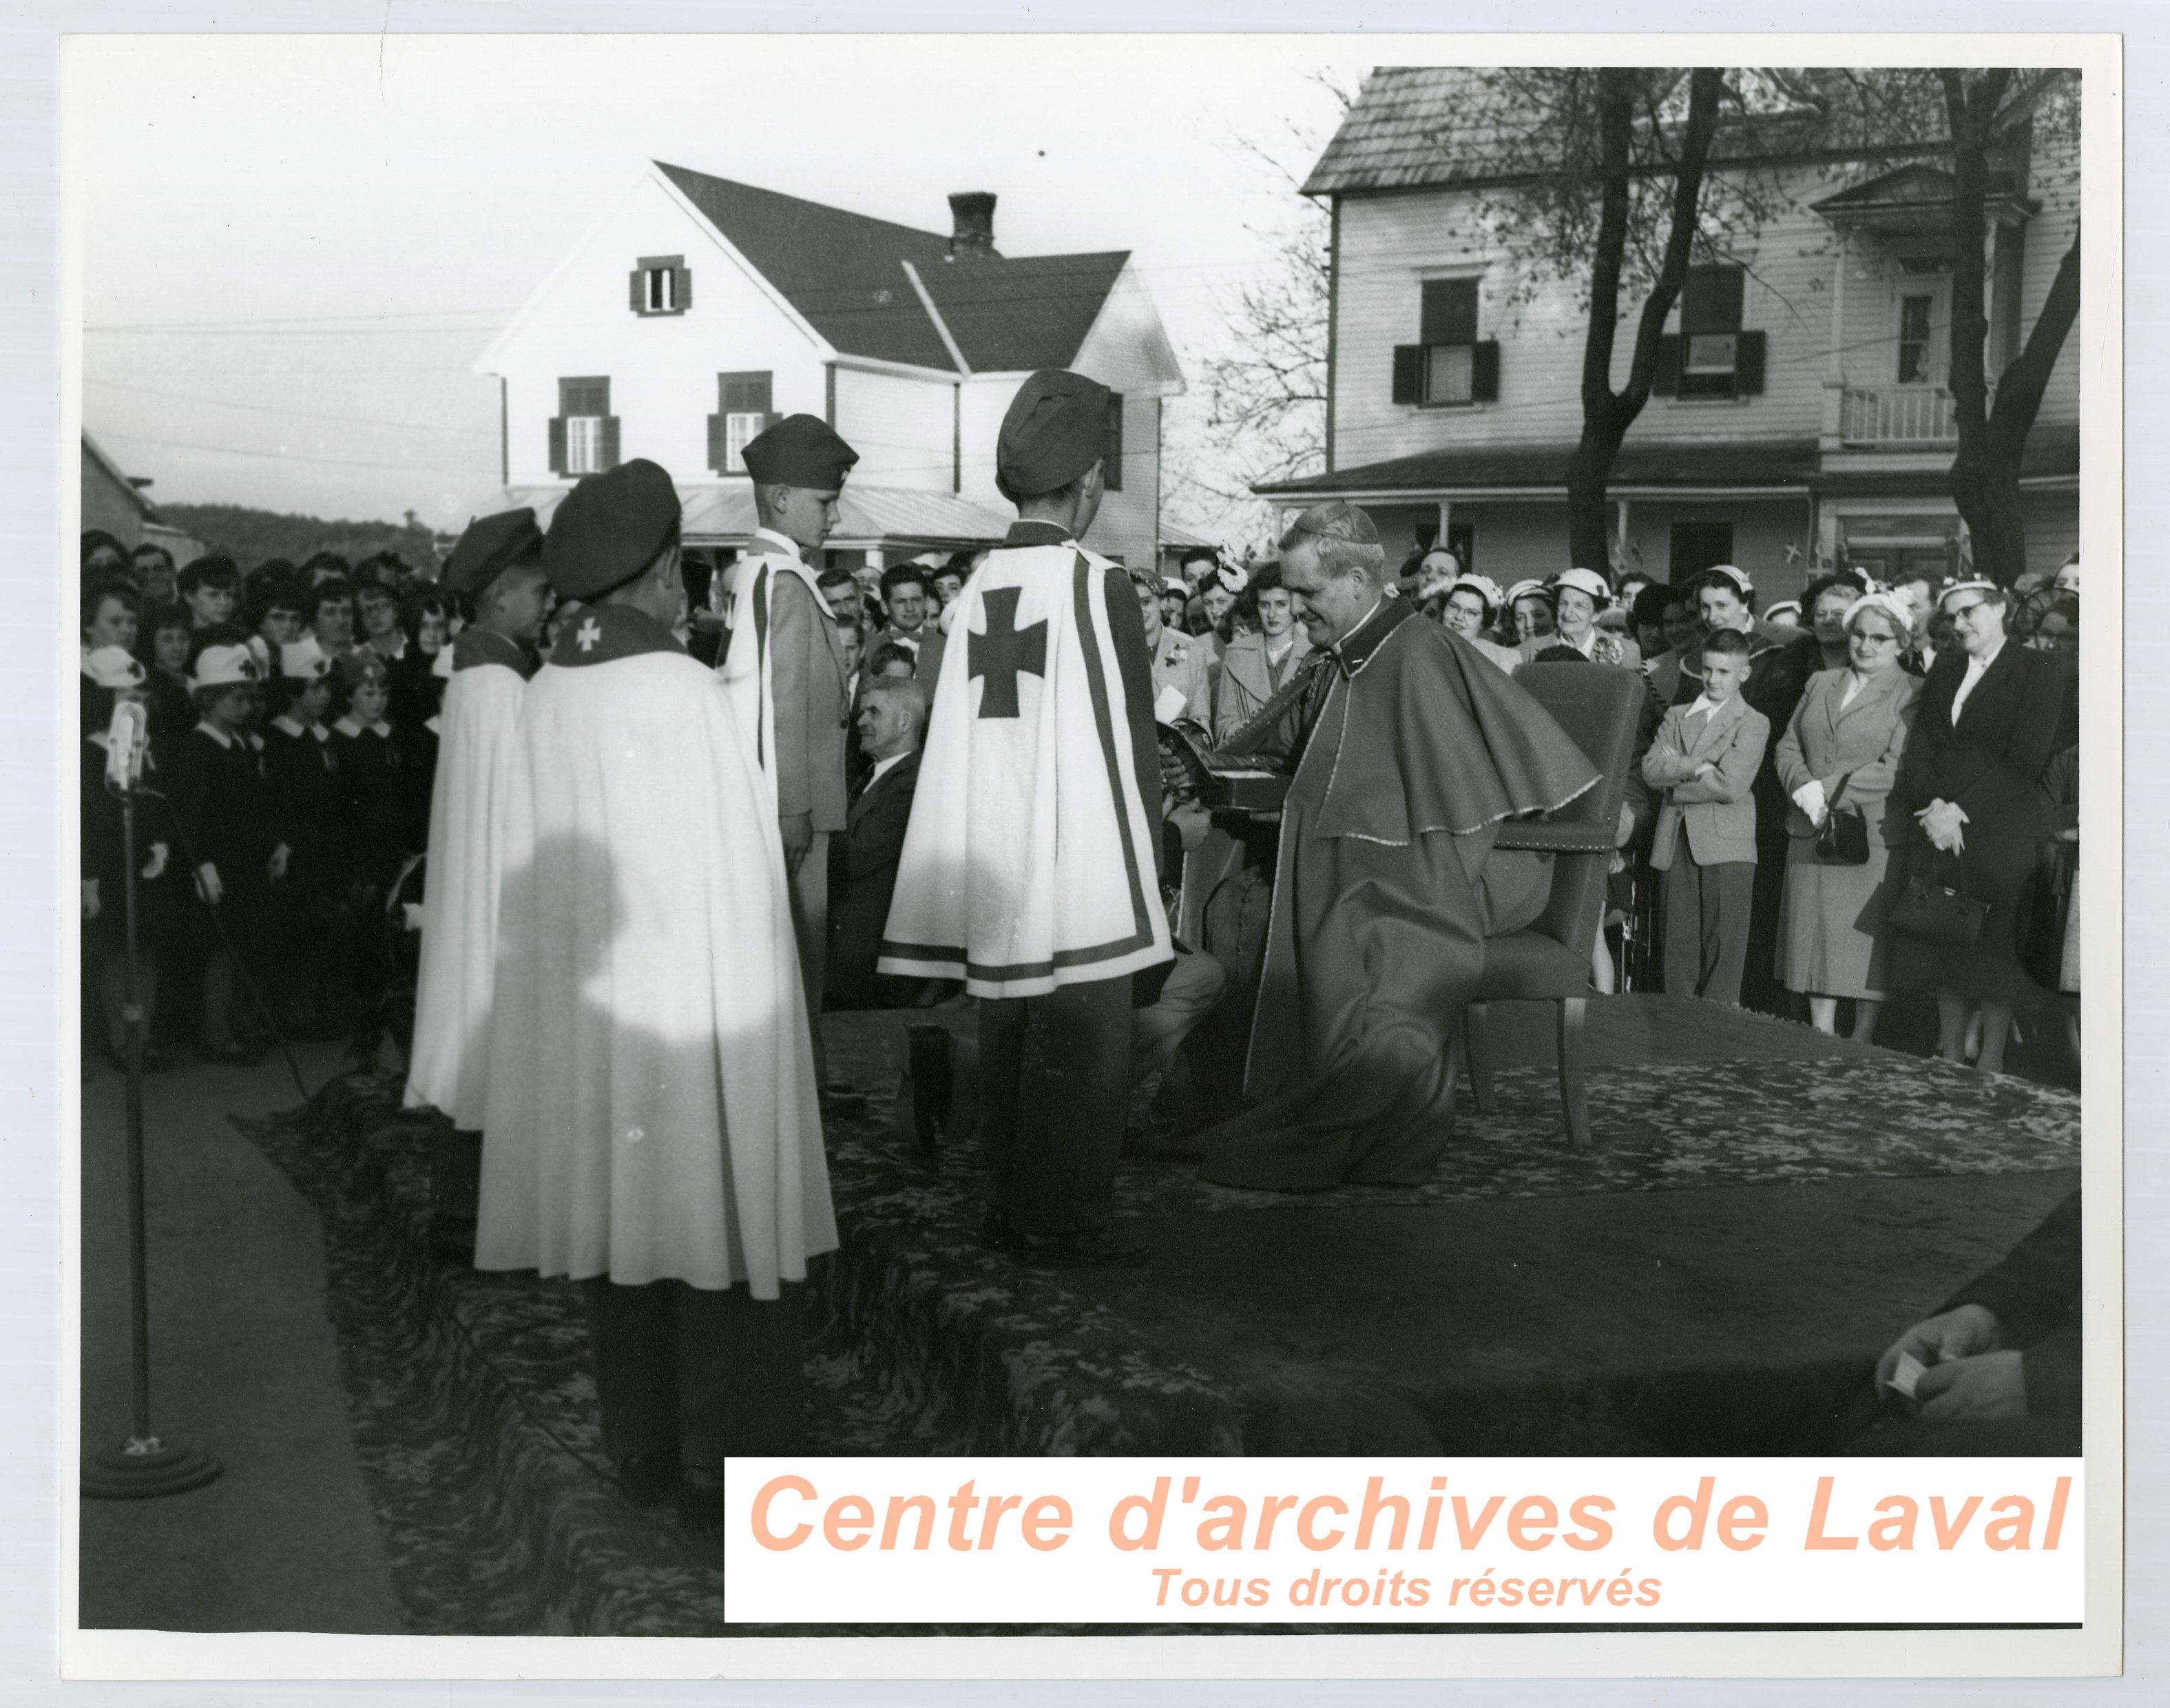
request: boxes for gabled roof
[81,430,160,522]
[655,162,1129,374]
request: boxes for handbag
[1815,775,1870,866]
[1890,847,1989,949]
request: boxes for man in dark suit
[825,679,926,1010]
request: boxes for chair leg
[1465,1002,1495,1113]
[1556,996,1589,1147]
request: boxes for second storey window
[708,373,775,475]
[550,377,618,478]
[1653,264,1766,400]
[629,255,691,317]
[1392,277,1501,408]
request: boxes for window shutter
[629,270,645,313]
[1651,334,1680,396]
[1470,340,1501,402]
[707,413,727,474]
[600,417,620,470]
[1105,393,1125,491]
[674,264,692,311]
[1392,344,1424,404]
[1733,330,1766,395]
[548,417,567,475]
[1420,278,1479,346]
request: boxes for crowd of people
[79,531,452,1070]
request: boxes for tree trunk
[1563,69,1723,575]
[1938,69,2080,588]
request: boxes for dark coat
[824,749,921,1007]
[1944,1191,2080,1419]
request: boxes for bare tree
[1941,69,2082,587]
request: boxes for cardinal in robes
[474,459,834,1524]
[719,414,859,1098]
[1190,501,1600,1191]
[878,369,1172,1269]
[404,506,551,1260]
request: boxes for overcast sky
[72,34,1357,530]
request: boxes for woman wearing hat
[1773,592,1923,1040]
[1541,568,1640,668]
[1435,573,1522,676]
[1895,580,2076,1072]
[165,638,286,1063]
[1503,579,1557,650]
[81,647,179,1071]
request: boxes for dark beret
[997,368,1112,498]
[441,508,543,598]
[741,414,860,489]
[542,461,681,601]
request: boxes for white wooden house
[476,163,1184,570]
[1263,69,2080,599]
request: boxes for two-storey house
[1261,69,2080,600]
[477,162,1185,573]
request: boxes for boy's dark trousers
[581,1278,807,1468]
[1662,852,1755,1006]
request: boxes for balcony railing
[1839,384,1959,446]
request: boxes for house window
[1391,278,1501,408]
[1446,520,1477,577]
[708,372,775,475]
[1897,293,1935,384]
[549,377,618,479]
[629,255,691,318]
[1105,393,1125,491]
[1654,266,1766,400]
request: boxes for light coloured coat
[1642,691,1771,870]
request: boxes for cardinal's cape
[878,539,1171,999]
[404,627,530,1127]
[1197,599,1600,1191]
[474,604,834,1296]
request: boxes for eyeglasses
[1851,629,1900,647]
[1944,600,1991,622]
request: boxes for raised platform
[237,994,2078,1633]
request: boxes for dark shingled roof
[656,162,1128,374]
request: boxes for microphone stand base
[81,1437,222,1501]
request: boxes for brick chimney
[948,191,997,258]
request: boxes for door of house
[1669,520,1735,583]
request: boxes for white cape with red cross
[877,542,1171,1000]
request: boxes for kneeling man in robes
[475,459,834,1525]
[1190,501,1599,1191]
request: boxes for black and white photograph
[57,28,2121,1674]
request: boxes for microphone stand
[81,762,221,1499]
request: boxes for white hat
[81,646,147,690]
[1505,579,1555,607]
[1937,579,2001,610]
[1444,572,1505,614]
[281,634,327,679]
[1762,598,1802,624]
[1698,563,1754,596]
[188,643,263,693]
[1553,567,1612,604]
[1842,591,1915,635]
[1215,562,1250,596]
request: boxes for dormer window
[629,255,691,317]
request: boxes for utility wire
[86,378,497,437]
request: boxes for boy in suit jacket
[1642,629,1771,1005]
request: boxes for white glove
[81,879,99,921]
[1791,780,1828,826]
[140,842,169,882]
[268,843,291,884]
[194,863,224,906]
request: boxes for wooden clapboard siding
[832,366,957,492]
